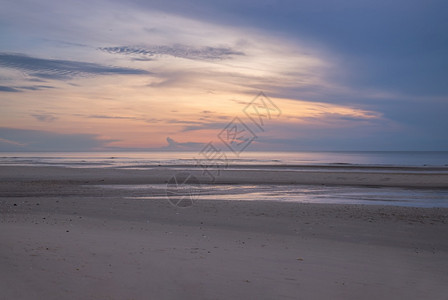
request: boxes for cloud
[0,137,27,147]
[0,84,55,93]
[86,114,142,120]
[99,44,245,61]
[163,136,205,151]
[165,119,204,125]
[26,78,48,82]
[181,122,231,132]
[0,53,151,80]
[1,0,447,151]
[99,46,155,58]
[0,85,21,92]
[122,0,448,98]
[18,85,55,91]
[31,113,58,122]
[0,127,116,151]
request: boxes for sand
[1,166,448,299]
[1,164,448,187]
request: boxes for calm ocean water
[2,151,447,207]
[1,151,448,168]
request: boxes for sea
[1,151,448,208]
[1,151,448,168]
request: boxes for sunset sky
[1,0,447,151]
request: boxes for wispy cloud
[181,122,232,132]
[0,85,21,92]
[99,44,245,61]
[31,113,58,122]
[18,85,55,91]
[86,114,142,120]
[0,137,27,147]
[0,127,116,151]
[0,85,56,93]
[0,53,151,80]
[76,114,207,126]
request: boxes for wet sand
[1,165,448,187]
[1,166,448,299]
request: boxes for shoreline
[1,165,448,188]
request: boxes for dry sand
[1,166,448,299]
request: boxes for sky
[0,0,447,151]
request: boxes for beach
[2,0,448,297]
[1,165,448,299]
